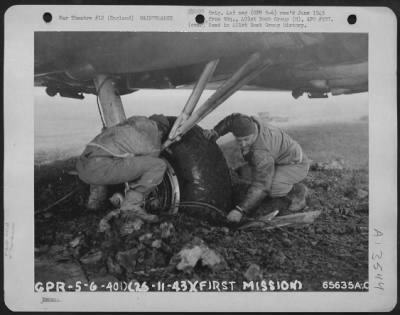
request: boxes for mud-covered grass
[35,122,369,291]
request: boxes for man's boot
[287,183,308,212]
[87,184,108,210]
[120,190,159,223]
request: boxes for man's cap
[231,115,256,137]
[149,114,170,132]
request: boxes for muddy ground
[34,122,369,292]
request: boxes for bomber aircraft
[35,32,368,219]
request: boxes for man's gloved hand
[203,129,219,141]
[227,209,243,223]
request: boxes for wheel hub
[145,159,180,215]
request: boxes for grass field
[220,121,369,170]
[35,121,369,169]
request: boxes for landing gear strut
[87,75,127,210]
[163,52,272,148]
[89,75,181,214]
[93,75,126,126]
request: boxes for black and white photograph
[33,31,369,291]
[3,5,397,312]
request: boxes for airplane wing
[35,32,368,99]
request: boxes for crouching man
[76,114,170,223]
[203,113,310,223]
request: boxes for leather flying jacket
[213,113,303,213]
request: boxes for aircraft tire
[164,117,232,223]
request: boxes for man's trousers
[77,148,167,194]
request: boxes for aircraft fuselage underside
[35,32,368,100]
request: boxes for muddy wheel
[166,119,233,222]
[148,117,232,223]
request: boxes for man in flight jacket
[76,114,170,223]
[204,113,310,223]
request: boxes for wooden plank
[240,210,322,230]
